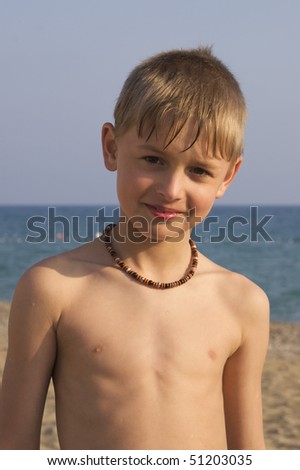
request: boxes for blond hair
[114,47,247,161]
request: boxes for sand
[0,301,299,450]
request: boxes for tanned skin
[0,124,269,449]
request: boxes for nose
[155,169,184,202]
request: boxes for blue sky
[1,0,299,205]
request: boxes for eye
[143,156,163,165]
[190,167,209,176]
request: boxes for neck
[105,222,195,283]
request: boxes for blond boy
[0,47,269,450]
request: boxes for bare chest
[55,280,241,386]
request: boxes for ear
[216,156,243,199]
[102,122,118,171]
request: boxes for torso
[51,239,243,450]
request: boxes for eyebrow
[137,143,164,153]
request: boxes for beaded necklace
[100,223,198,289]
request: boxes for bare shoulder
[220,268,269,316]
[199,254,270,331]
[12,239,106,325]
[226,271,269,342]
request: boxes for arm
[0,265,62,449]
[223,284,270,450]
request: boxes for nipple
[92,344,103,353]
[208,349,217,361]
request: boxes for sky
[0,0,300,206]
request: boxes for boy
[0,47,269,450]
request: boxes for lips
[145,204,184,221]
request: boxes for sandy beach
[0,300,299,450]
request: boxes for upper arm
[223,282,270,450]
[0,265,63,449]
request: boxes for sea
[0,205,299,323]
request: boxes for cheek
[116,172,132,206]
[189,187,218,220]
[116,170,151,205]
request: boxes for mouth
[145,204,185,221]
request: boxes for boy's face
[102,121,242,241]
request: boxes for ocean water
[0,205,299,323]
